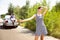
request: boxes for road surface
[0,26,59,40]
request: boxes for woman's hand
[41,6,47,9]
[41,6,48,16]
[19,19,24,22]
[17,19,24,22]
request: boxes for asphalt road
[0,26,59,40]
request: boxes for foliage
[44,2,60,38]
[19,0,29,19]
[8,3,14,15]
[14,6,20,19]
[1,14,6,19]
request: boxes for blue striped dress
[35,14,48,36]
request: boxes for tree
[54,2,60,12]
[8,3,14,15]
[44,2,60,38]
[19,0,29,19]
[50,2,60,38]
[41,0,47,6]
[14,6,20,19]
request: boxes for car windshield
[5,15,11,20]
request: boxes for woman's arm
[19,14,36,22]
[43,6,48,16]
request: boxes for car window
[5,15,11,20]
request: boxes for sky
[0,0,60,15]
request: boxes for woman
[10,14,15,25]
[19,6,48,40]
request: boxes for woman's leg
[40,34,44,40]
[35,35,39,40]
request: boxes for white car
[3,15,18,29]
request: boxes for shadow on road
[0,26,18,29]
[19,28,35,36]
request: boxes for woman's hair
[38,7,42,9]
